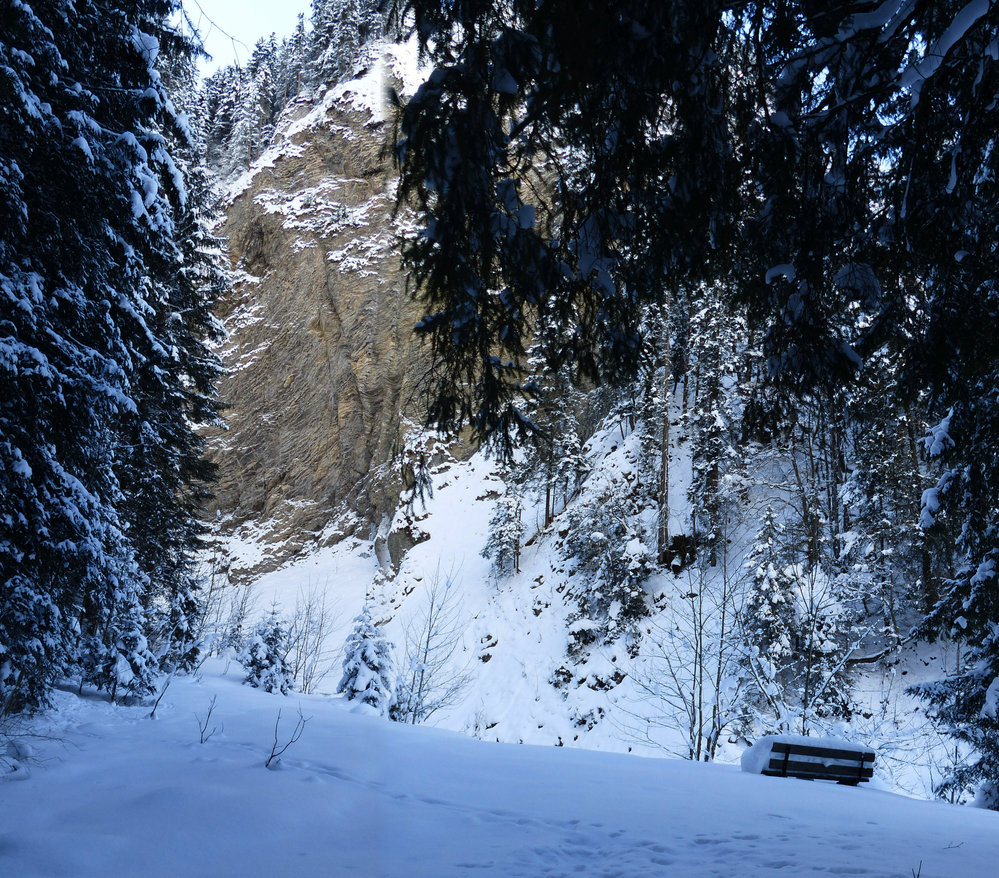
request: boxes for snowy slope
[205,413,964,807]
[1,661,995,878]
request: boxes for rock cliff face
[206,48,433,580]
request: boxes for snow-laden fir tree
[239,609,293,695]
[0,0,221,715]
[562,472,653,650]
[311,0,384,87]
[685,287,745,565]
[481,487,524,577]
[519,337,590,528]
[912,339,999,807]
[741,507,796,722]
[337,607,395,714]
[841,350,933,635]
[741,504,854,734]
[75,525,158,703]
[127,45,225,677]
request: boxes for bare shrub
[391,568,472,725]
[286,582,341,694]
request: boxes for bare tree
[285,582,341,694]
[391,568,472,725]
[196,540,234,650]
[220,583,258,655]
[623,525,750,761]
[195,694,223,744]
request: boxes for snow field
[1,660,996,878]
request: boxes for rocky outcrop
[205,47,434,580]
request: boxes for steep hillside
[208,405,963,804]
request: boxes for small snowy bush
[337,607,395,714]
[239,610,293,695]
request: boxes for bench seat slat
[764,758,874,780]
[770,742,876,763]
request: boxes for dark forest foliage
[391,0,999,806]
[0,0,222,713]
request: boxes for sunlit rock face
[205,49,433,580]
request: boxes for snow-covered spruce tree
[1,0,220,714]
[337,607,395,714]
[519,330,591,529]
[198,64,242,173]
[912,309,999,807]
[740,507,798,728]
[126,46,224,677]
[198,35,286,180]
[276,14,310,105]
[239,609,293,695]
[635,302,675,565]
[310,0,384,89]
[562,474,653,651]
[481,486,524,578]
[228,38,283,171]
[76,543,157,702]
[841,350,937,635]
[741,504,855,734]
[685,287,745,565]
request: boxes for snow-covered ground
[1,660,995,877]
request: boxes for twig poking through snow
[265,707,309,769]
[195,694,223,744]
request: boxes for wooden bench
[761,739,876,785]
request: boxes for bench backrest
[761,740,875,783]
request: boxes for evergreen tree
[239,609,293,695]
[842,351,936,633]
[481,487,524,578]
[338,607,395,714]
[685,287,745,563]
[199,64,242,171]
[742,505,855,733]
[311,0,384,88]
[520,346,590,529]
[131,44,224,676]
[741,507,799,728]
[76,542,157,702]
[0,0,219,714]
[563,477,653,648]
[276,14,310,103]
[912,327,999,806]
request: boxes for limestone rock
[205,50,435,581]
